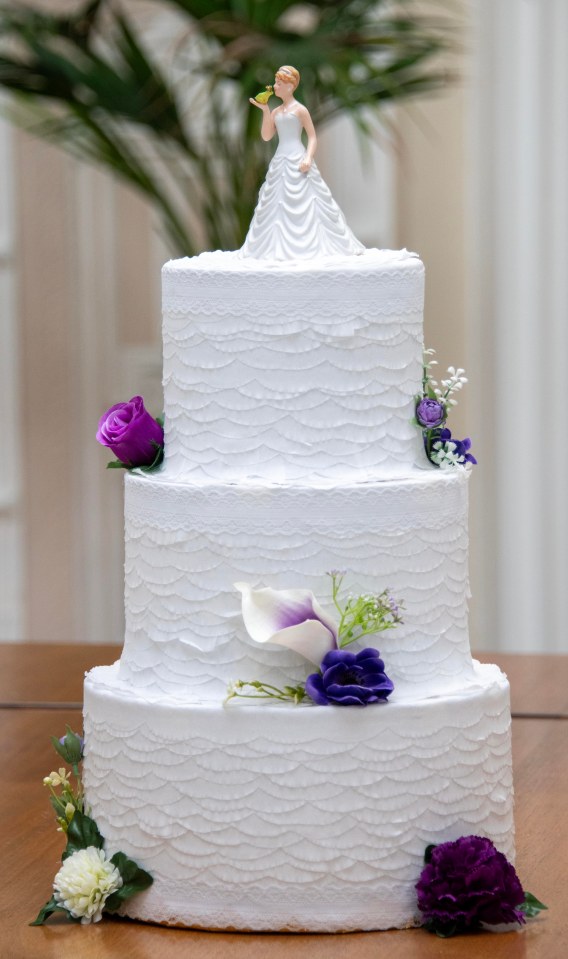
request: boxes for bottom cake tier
[83,660,514,933]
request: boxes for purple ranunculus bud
[305,648,394,706]
[416,836,525,935]
[416,397,445,428]
[96,396,164,467]
[52,728,84,764]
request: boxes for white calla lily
[235,582,338,665]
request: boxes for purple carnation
[96,396,164,467]
[305,648,394,706]
[416,836,525,935]
[416,397,445,428]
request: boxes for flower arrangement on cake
[32,728,152,926]
[415,349,477,468]
[226,571,401,706]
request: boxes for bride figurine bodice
[240,113,365,261]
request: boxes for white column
[71,166,163,645]
[0,112,23,640]
[470,0,568,652]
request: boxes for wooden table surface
[1,644,566,958]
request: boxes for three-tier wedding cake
[83,71,514,932]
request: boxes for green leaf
[62,810,104,859]
[104,851,153,911]
[424,843,436,864]
[137,445,164,473]
[30,896,68,926]
[519,892,548,918]
[434,923,459,938]
[49,794,67,818]
[423,917,461,937]
[106,459,128,469]
[0,0,456,254]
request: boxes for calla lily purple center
[235,583,338,666]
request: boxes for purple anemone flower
[305,647,394,706]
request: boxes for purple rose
[416,397,445,428]
[416,836,525,935]
[96,396,164,467]
[305,647,394,706]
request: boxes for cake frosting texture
[83,245,514,932]
[162,249,425,482]
[84,661,513,932]
[118,467,473,702]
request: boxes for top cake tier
[162,248,426,484]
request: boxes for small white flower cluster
[424,350,468,409]
[53,846,123,924]
[43,768,71,788]
[430,440,467,469]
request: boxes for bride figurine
[240,65,365,260]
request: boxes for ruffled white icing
[239,114,365,260]
[119,468,473,702]
[83,661,514,932]
[161,249,426,483]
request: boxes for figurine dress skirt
[239,113,365,260]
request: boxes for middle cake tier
[119,468,475,703]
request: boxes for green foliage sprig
[329,570,404,647]
[32,728,153,926]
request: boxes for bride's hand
[249,98,269,111]
[299,155,312,174]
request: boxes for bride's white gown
[240,113,365,260]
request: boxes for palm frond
[0,0,457,253]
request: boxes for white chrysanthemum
[53,846,122,924]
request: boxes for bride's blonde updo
[275,65,300,90]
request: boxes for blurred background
[0,0,566,654]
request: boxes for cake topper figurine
[240,65,365,261]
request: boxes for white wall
[470,0,568,653]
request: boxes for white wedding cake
[83,83,513,931]
[83,246,514,932]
